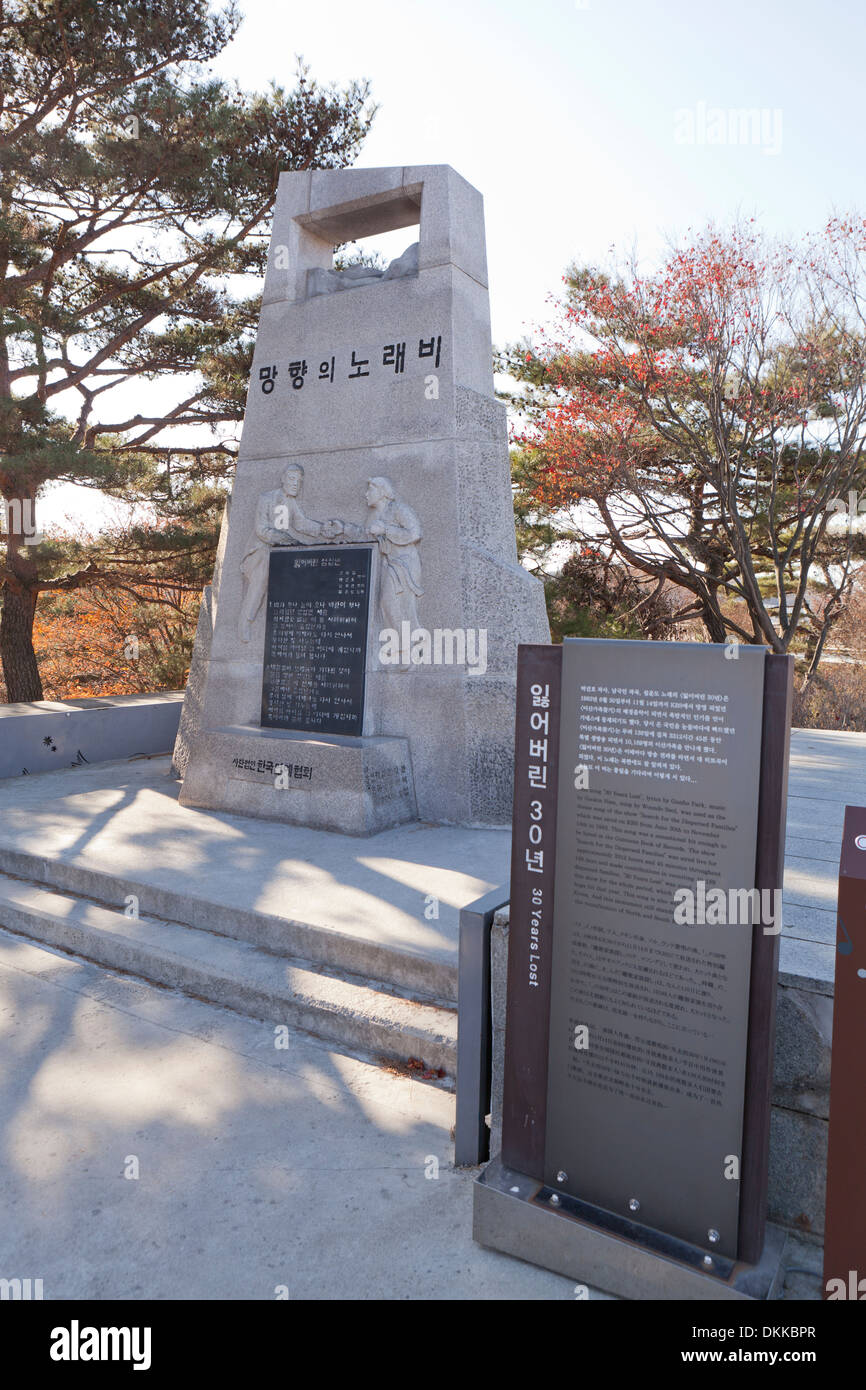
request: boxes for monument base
[473,1158,788,1301]
[178,725,417,835]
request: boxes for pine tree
[0,0,375,698]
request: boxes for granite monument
[175,165,549,832]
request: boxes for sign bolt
[556,1171,568,1183]
[550,1193,561,1207]
[628,1198,640,1213]
[702,1255,714,1269]
[708,1229,720,1244]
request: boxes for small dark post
[823,804,866,1299]
[738,652,794,1263]
[455,883,510,1167]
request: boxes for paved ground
[0,931,583,1301]
[0,931,825,1301]
[0,929,825,1301]
[781,728,866,988]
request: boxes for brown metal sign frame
[501,641,793,1265]
[823,803,866,1298]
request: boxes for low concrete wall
[488,908,829,1242]
[0,693,184,779]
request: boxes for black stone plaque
[260,545,372,735]
[543,639,766,1258]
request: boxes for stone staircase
[0,859,457,1079]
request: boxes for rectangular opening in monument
[260,545,372,736]
[298,184,423,245]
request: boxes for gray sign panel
[544,639,766,1257]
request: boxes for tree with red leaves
[505,220,866,679]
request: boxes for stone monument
[175,165,549,832]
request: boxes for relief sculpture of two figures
[239,464,423,645]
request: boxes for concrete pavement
[0,930,582,1301]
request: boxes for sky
[40,0,866,527]
[213,0,866,345]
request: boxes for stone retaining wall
[0,693,183,779]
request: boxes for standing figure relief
[239,466,423,647]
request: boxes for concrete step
[0,872,457,1076]
[0,842,458,1006]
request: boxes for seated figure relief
[307,241,419,298]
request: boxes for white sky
[40,0,866,528]
[212,0,866,342]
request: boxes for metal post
[455,882,510,1167]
